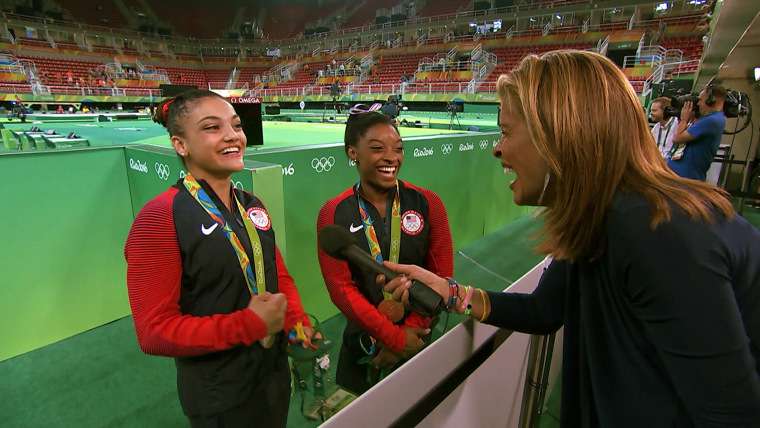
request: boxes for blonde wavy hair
[497,50,733,261]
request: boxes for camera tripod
[321,97,342,123]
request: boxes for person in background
[125,89,317,428]
[317,103,454,394]
[668,83,727,181]
[649,96,679,159]
[382,50,760,427]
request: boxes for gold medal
[378,299,404,323]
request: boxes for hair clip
[162,99,175,122]
[348,103,382,115]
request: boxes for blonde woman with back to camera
[381,50,760,427]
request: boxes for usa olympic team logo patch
[401,210,424,235]
[247,207,271,230]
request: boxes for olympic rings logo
[311,156,336,173]
[479,140,489,150]
[155,163,171,180]
[252,241,262,256]
[391,238,399,252]
[441,144,453,155]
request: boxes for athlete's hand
[401,326,429,357]
[301,325,323,348]
[381,262,449,303]
[247,292,287,335]
[369,344,401,369]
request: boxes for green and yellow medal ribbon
[183,174,265,295]
[356,180,401,300]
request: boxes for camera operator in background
[667,83,726,181]
[649,97,679,159]
[381,95,401,120]
[329,79,341,101]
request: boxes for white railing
[208,81,230,90]
[448,44,459,61]
[254,81,474,97]
[543,22,553,36]
[9,83,164,97]
[623,53,662,69]
[360,52,373,69]
[45,29,56,49]
[663,48,684,64]
[471,44,482,61]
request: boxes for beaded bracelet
[458,285,475,315]
[445,277,458,312]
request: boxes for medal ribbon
[183,174,266,296]
[657,118,674,150]
[356,180,401,300]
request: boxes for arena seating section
[0,0,708,97]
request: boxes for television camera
[664,89,751,135]
[446,100,463,115]
[381,95,402,119]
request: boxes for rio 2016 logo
[282,163,295,176]
[129,158,148,173]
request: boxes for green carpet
[267,109,500,132]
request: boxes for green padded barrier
[2,128,19,149]
[0,147,134,362]
[43,136,90,148]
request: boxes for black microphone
[318,224,444,318]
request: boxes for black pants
[185,347,292,428]
[187,378,291,428]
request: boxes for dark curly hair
[152,89,227,137]
[344,108,398,156]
